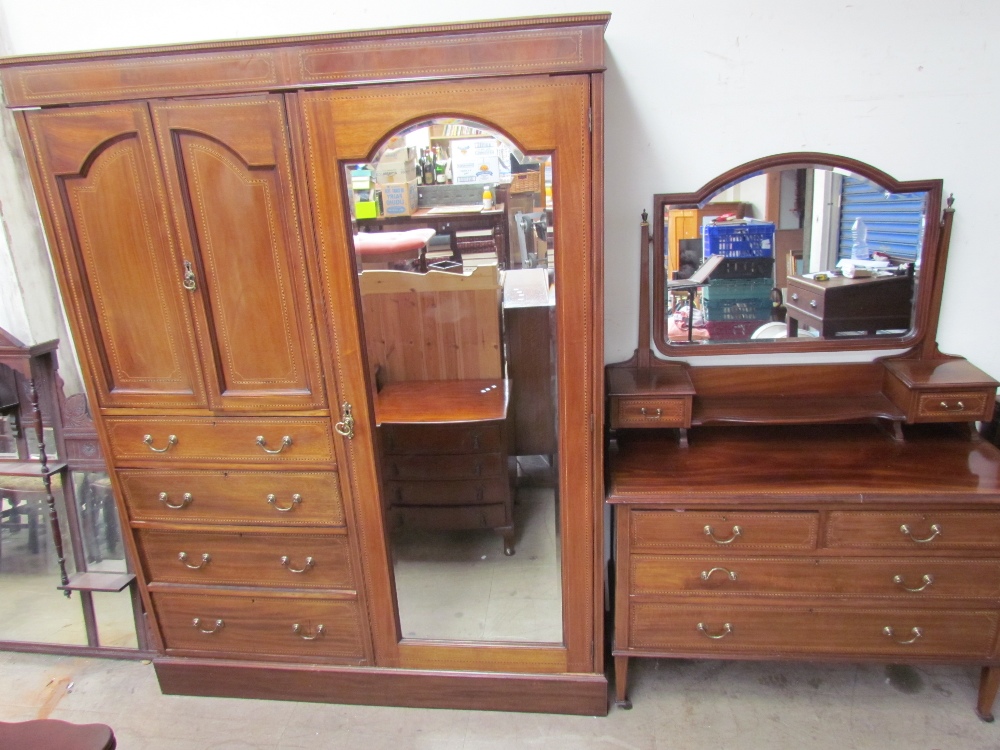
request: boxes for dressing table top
[608,424,1000,504]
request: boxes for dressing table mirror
[606,153,1000,719]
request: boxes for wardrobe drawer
[380,423,502,455]
[387,479,509,507]
[630,555,1000,599]
[152,591,365,661]
[383,452,506,481]
[611,397,689,429]
[629,510,819,552]
[104,417,335,465]
[825,511,1000,551]
[629,601,1000,658]
[138,529,353,589]
[119,470,344,526]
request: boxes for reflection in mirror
[344,119,562,643]
[659,163,930,349]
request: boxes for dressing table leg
[678,428,689,449]
[976,666,999,722]
[614,655,632,709]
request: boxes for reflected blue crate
[704,219,775,258]
[703,297,773,322]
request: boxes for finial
[641,209,648,223]
[946,193,954,209]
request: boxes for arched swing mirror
[652,153,944,356]
[344,117,560,644]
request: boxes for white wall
[2,0,999,378]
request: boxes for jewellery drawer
[104,417,335,465]
[119,470,344,526]
[137,529,353,589]
[630,555,1000,599]
[390,503,510,531]
[824,511,1000,550]
[915,391,992,421]
[629,510,819,552]
[383,452,506,481]
[151,591,365,661]
[629,601,1000,658]
[380,423,502,455]
[611,397,690,429]
[386,479,509,507]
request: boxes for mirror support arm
[638,209,652,369]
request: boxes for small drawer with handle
[105,417,335,465]
[825,511,1000,551]
[915,391,992,422]
[611,397,690,429]
[629,510,819,552]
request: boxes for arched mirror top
[651,152,945,358]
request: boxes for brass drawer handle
[159,491,192,510]
[704,525,742,545]
[893,573,934,592]
[640,407,662,418]
[178,552,210,570]
[192,617,223,634]
[809,299,817,308]
[256,435,292,454]
[939,400,966,410]
[143,434,177,453]
[697,622,733,639]
[267,493,302,512]
[292,623,325,640]
[701,567,738,582]
[790,293,799,301]
[883,625,923,645]
[900,523,941,544]
[280,555,314,574]
[334,402,355,439]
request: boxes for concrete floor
[1,650,997,749]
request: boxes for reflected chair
[0,719,116,749]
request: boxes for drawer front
[387,479,509,507]
[613,397,689,429]
[631,555,1000,599]
[630,510,819,552]
[915,391,991,421]
[381,423,502,455]
[105,417,335,465]
[391,503,510,531]
[383,452,505,481]
[138,530,353,589]
[152,591,365,661]
[629,601,999,658]
[786,283,825,318]
[825,511,1000,551]
[119,470,344,526]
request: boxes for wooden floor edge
[154,658,609,716]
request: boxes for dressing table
[607,153,1000,719]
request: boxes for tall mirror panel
[345,119,562,643]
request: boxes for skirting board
[154,657,610,716]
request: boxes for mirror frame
[652,152,944,357]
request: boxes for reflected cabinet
[2,14,609,715]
